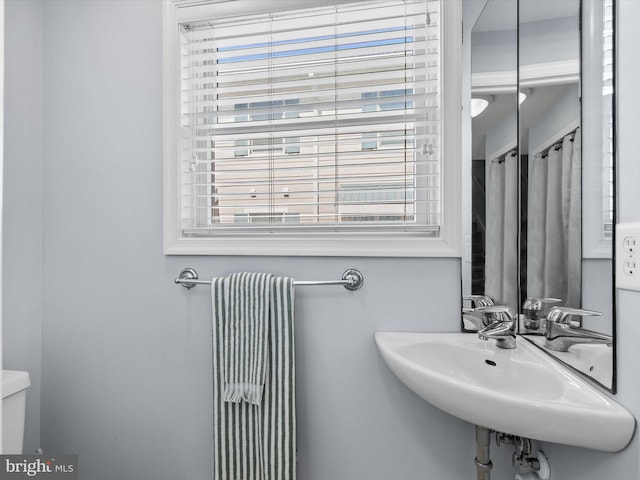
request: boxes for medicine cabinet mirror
[463,0,615,390]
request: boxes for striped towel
[212,274,296,480]
[222,272,271,405]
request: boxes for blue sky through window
[217,26,413,63]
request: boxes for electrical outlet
[616,222,640,291]
[623,236,637,254]
[623,259,637,276]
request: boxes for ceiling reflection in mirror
[464,0,615,390]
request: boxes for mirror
[463,0,615,390]
[519,0,614,391]
[464,0,519,317]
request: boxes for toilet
[2,370,31,454]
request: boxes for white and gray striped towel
[212,273,296,480]
[222,272,271,405]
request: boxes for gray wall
[3,0,43,455]
[519,15,580,66]
[4,0,640,479]
[527,84,580,157]
[471,29,517,74]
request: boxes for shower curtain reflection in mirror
[527,127,581,307]
[485,149,519,312]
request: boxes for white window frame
[162,0,462,256]
[582,0,614,259]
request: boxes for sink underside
[375,332,635,452]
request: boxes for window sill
[164,232,460,257]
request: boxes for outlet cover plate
[616,222,640,291]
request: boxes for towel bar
[174,268,364,291]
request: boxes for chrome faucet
[544,306,612,352]
[463,295,495,330]
[477,305,517,349]
[522,297,562,331]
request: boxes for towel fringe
[223,383,265,405]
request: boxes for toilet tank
[2,370,31,454]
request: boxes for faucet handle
[480,304,512,313]
[547,306,602,327]
[477,306,517,349]
[522,297,563,330]
[478,305,515,323]
[463,295,494,308]
[523,297,562,310]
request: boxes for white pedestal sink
[375,332,635,452]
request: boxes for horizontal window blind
[602,0,614,240]
[179,0,441,235]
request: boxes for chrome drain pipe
[475,426,493,480]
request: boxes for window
[163,0,461,255]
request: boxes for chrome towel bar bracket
[174,268,364,291]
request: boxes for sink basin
[525,335,613,388]
[375,332,635,452]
